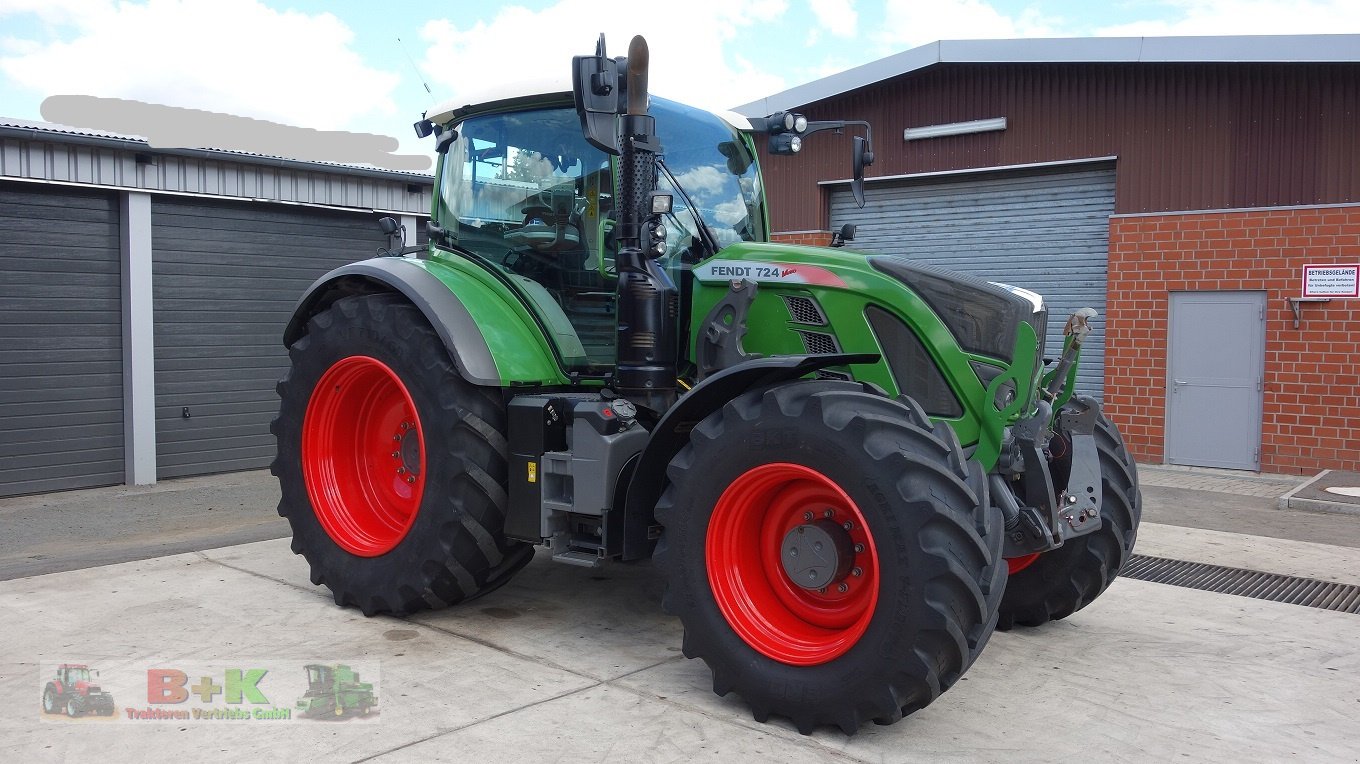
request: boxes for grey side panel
[285,259,498,385]
[831,164,1115,399]
[0,183,124,496]
[152,197,386,479]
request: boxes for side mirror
[572,34,622,155]
[718,141,751,174]
[830,223,856,247]
[435,128,458,155]
[851,136,875,208]
[377,216,405,253]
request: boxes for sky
[1,0,1358,172]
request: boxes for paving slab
[1135,521,1360,585]
[0,549,595,763]
[1281,470,1360,516]
[1137,465,1301,498]
[612,579,1360,763]
[4,529,1360,763]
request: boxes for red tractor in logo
[42,664,115,717]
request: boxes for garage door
[830,163,1115,399]
[152,198,390,478]
[0,183,123,497]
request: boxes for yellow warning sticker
[527,461,537,483]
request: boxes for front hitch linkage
[997,395,1104,557]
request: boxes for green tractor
[296,664,376,718]
[273,35,1141,734]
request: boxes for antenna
[396,36,434,97]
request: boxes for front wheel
[998,408,1142,629]
[42,686,58,714]
[273,294,532,616]
[65,698,80,718]
[656,381,1005,734]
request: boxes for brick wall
[771,231,833,247]
[1107,204,1360,474]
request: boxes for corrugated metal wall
[0,183,124,496]
[151,198,388,478]
[762,63,1360,230]
[830,164,1116,399]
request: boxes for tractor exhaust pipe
[613,35,678,414]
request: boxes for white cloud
[809,0,858,38]
[419,1,790,114]
[0,0,400,130]
[1096,0,1360,36]
[877,0,1063,49]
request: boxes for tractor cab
[425,90,765,371]
[57,665,92,686]
[303,664,333,692]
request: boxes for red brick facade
[771,231,833,247]
[1106,204,1360,474]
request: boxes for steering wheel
[504,188,585,253]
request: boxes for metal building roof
[734,33,1360,116]
[0,118,434,184]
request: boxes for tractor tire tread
[655,381,1005,734]
[273,294,530,617]
[997,410,1142,630]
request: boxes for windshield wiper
[656,159,722,258]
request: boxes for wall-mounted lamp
[904,117,1007,141]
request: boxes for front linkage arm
[997,395,1104,558]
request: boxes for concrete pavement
[2,466,1359,761]
[6,463,1360,581]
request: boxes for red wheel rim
[1007,553,1040,574]
[705,463,879,666]
[302,356,425,556]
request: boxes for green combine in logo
[295,664,375,719]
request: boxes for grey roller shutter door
[830,164,1115,399]
[152,199,387,478]
[0,184,123,496]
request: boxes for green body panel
[411,253,576,386]
[688,242,1044,469]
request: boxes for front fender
[284,257,569,386]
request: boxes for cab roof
[425,77,753,132]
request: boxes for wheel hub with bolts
[302,355,426,557]
[705,462,880,666]
[395,421,421,483]
[781,518,855,591]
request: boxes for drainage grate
[1121,554,1360,614]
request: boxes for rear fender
[284,257,569,386]
[619,353,878,560]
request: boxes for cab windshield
[434,98,764,370]
[651,98,766,249]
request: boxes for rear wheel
[656,381,1005,734]
[273,294,532,616]
[42,686,57,714]
[998,409,1142,628]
